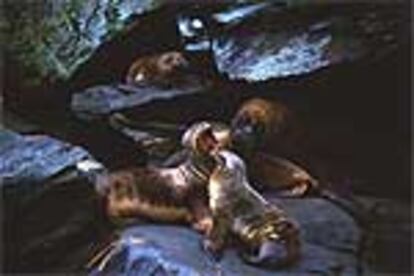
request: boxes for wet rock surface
[0,130,91,185]
[90,198,360,275]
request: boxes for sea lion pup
[96,121,222,232]
[125,51,190,87]
[204,150,301,269]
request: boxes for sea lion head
[157,51,190,74]
[182,121,216,155]
[182,121,231,155]
[231,98,291,155]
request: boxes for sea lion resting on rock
[231,97,315,196]
[125,51,190,87]
[249,153,318,196]
[204,150,301,269]
[231,98,363,223]
[231,97,293,155]
[96,122,221,232]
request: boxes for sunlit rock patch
[213,30,333,81]
[4,0,156,86]
[71,83,208,120]
[0,130,91,185]
[211,5,402,82]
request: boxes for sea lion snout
[158,52,190,73]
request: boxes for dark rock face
[1,130,108,273]
[354,196,412,274]
[89,199,360,275]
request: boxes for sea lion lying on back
[125,51,190,87]
[204,150,301,269]
[96,122,220,232]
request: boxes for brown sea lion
[204,150,301,269]
[96,121,221,233]
[231,97,294,155]
[125,51,190,87]
[229,97,315,195]
[230,98,364,223]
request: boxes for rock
[178,2,272,52]
[71,83,207,120]
[270,198,360,254]
[3,171,108,273]
[212,4,404,82]
[352,196,411,274]
[1,130,108,273]
[0,130,91,185]
[90,198,361,275]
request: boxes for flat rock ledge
[91,198,361,276]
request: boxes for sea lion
[125,51,190,87]
[231,97,294,156]
[204,150,301,269]
[229,97,315,195]
[249,153,318,196]
[96,121,221,232]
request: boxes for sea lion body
[230,98,315,196]
[250,153,318,196]
[206,150,301,268]
[97,163,208,225]
[126,51,189,87]
[97,122,220,230]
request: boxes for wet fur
[231,98,316,196]
[96,166,210,226]
[205,150,301,268]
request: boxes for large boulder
[1,130,108,273]
[211,3,405,82]
[89,198,361,275]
